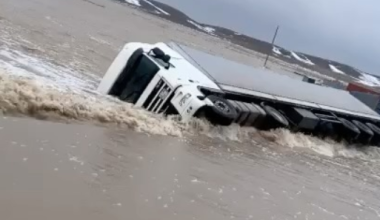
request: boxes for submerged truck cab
[97,42,232,122]
[98,41,380,146]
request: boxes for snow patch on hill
[125,0,140,6]
[142,0,170,15]
[329,64,345,75]
[290,51,314,65]
[187,20,215,35]
[272,46,282,56]
[124,0,170,15]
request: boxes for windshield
[118,54,160,103]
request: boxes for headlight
[179,93,191,106]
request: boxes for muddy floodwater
[1,0,380,219]
[1,117,380,220]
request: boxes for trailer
[97,41,380,145]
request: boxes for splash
[178,118,259,142]
[0,71,185,136]
[260,128,337,157]
[260,128,380,160]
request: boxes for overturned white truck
[97,41,380,145]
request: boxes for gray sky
[157,0,380,74]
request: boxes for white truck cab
[97,42,230,121]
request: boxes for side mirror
[151,47,165,58]
[162,54,171,63]
[150,47,172,69]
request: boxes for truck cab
[97,42,235,122]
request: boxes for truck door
[109,49,159,104]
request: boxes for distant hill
[119,0,380,88]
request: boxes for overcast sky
[157,0,380,74]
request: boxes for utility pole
[264,25,280,68]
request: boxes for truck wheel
[260,104,289,130]
[365,122,380,145]
[205,95,237,126]
[352,120,374,144]
[334,118,360,142]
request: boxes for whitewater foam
[259,128,380,161]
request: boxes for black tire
[366,122,380,134]
[204,95,237,126]
[109,48,144,97]
[333,117,360,142]
[352,120,374,144]
[366,122,380,145]
[260,104,289,130]
[340,118,360,134]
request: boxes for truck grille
[143,79,174,114]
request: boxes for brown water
[1,0,380,219]
[1,116,380,220]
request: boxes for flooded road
[1,0,380,219]
[0,116,380,220]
